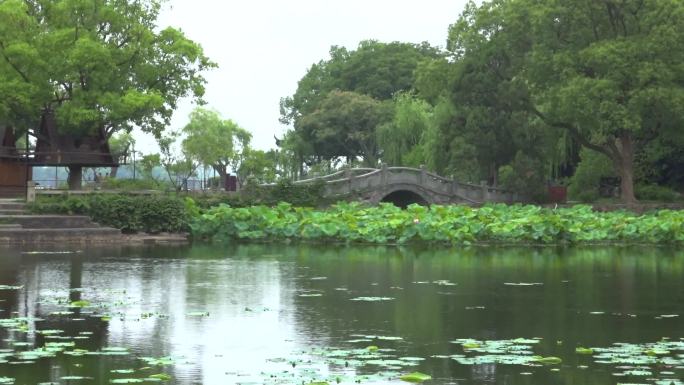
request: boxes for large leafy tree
[181,108,252,189]
[450,0,684,202]
[237,148,277,184]
[0,0,214,189]
[297,90,391,166]
[280,40,440,169]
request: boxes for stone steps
[0,209,26,215]
[0,202,25,210]
[0,227,122,245]
[0,224,23,229]
[0,215,101,229]
[0,203,123,244]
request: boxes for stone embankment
[0,199,188,245]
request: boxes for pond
[0,244,683,385]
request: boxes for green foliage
[399,372,432,383]
[193,179,327,209]
[191,202,684,245]
[635,184,680,202]
[444,0,684,202]
[28,194,188,234]
[376,93,430,167]
[101,178,168,191]
[182,108,252,182]
[109,132,135,156]
[297,90,391,165]
[498,152,548,203]
[280,40,440,169]
[568,150,615,203]
[0,0,214,138]
[237,149,278,184]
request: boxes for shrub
[568,149,615,202]
[190,179,328,209]
[635,184,680,202]
[29,194,188,233]
[101,178,168,191]
[499,151,548,203]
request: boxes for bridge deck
[266,166,520,205]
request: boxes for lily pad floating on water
[350,297,395,302]
[36,329,63,335]
[503,282,543,286]
[141,357,175,366]
[298,293,323,297]
[575,347,594,355]
[619,369,653,376]
[367,335,403,341]
[60,376,93,381]
[69,300,90,308]
[187,311,210,317]
[50,311,74,316]
[399,372,432,383]
[110,380,144,384]
[532,356,562,365]
[148,374,171,381]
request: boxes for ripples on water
[0,244,683,384]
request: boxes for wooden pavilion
[0,109,126,196]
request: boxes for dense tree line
[279,0,684,203]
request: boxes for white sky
[134,0,469,155]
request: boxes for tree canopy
[181,107,251,187]
[444,0,684,202]
[279,40,441,168]
[0,0,214,187]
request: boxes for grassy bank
[190,202,684,245]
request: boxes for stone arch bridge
[269,166,521,207]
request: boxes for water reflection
[0,244,682,384]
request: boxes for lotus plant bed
[190,202,684,245]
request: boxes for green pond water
[0,244,683,385]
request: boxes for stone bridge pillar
[381,164,388,187]
[346,168,355,195]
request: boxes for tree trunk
[490,162,498,187]
[67,165,83,190]
[110,166,118,178]
[614,134,637,204]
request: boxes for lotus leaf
[399,372,432,383]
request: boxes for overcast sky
[135,0,470,154]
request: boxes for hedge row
[28,195,188,234]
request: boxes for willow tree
[450,0,684,202]
[0,0,215,189]
[376,92,431,167]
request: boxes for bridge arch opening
[380,190,429,209]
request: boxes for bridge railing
[261,166,521,204]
